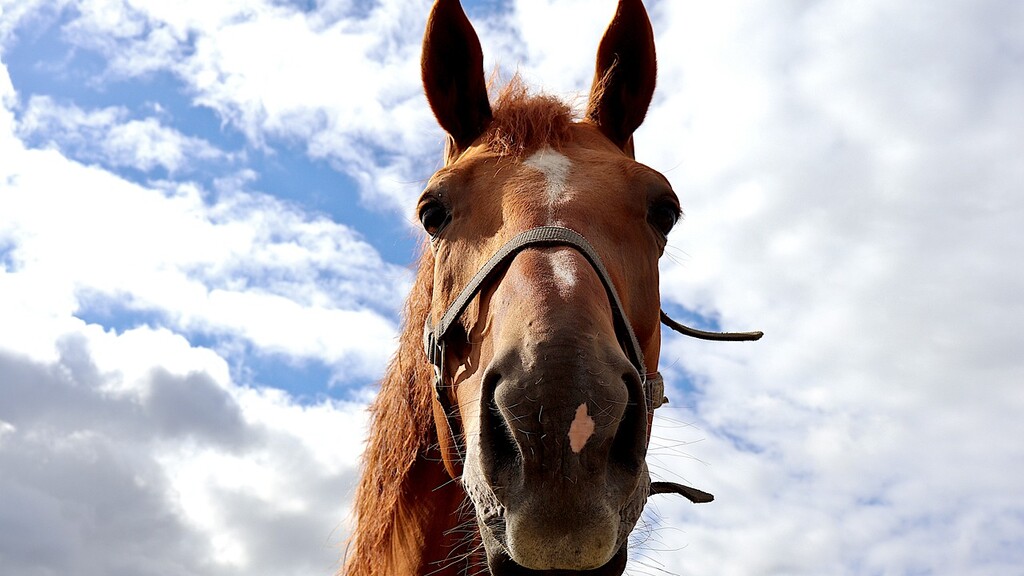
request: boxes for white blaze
[524,148,578,296]
[568,403,596,453]
[524,147,572,207]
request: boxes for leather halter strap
[423,225,649,413]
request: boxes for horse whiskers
[646,445,706,460]
[647,449,710,468]
[433,473,463,491]
[425,506,483,576]
[626,544,687,576]
[647,437,706,452]
[651,415,702,430]
[623,558,681,576]
[422,548,473,576]
[623,522,685,576]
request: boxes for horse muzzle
[468,328,650,571]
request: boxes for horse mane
[343,244,439,575]
[344,81,578,575]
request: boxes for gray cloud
[146,367,250,448]
[0,343,218,576]
[0,336,360,576]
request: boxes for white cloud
[17,95,228,172]
[1,79,407,374]
[3,60,400,576]
[47,0,441,211]
[0,0,69,45]
[478,0,615,98]
[1,50,385,574]
[637,1,1024,573]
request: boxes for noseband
[423,225,761,502]
[423,225,649,406]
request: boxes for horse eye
[648,201,680,237]
[419,202,451,236]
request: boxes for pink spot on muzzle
[568,403,596,453]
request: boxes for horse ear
[585,0,657,155]
[422,0,493,157]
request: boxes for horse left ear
[422,0,493,160]
[585,0,657,156]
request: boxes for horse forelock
[484,76,576,158]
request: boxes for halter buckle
[423,323,447,402]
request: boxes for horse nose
[479,334,647,482]
[476,335,648,569]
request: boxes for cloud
[1,69,408,375]
[636,1,1024,573]
[46,0,445,212]
[0,0,68,46]
[1,38,400,570]
[0,328,366,576]
[17,95,229,173]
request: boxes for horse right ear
[422,0,492,159]
[586,0,657,156]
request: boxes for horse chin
[478,510,631,575]
[483,538,628,576]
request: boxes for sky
[0,0,1022,575]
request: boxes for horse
[343,1,760,574]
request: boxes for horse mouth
[484,541,628,576]
[476,507,632,575]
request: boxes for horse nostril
[478,370,520,485]
[609,371,647,477]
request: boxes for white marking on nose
[568,403,596,453]
[523,147,572,207]
[545,249,578,298]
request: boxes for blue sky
[2,1,1023,575]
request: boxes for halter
[423,225,762,502]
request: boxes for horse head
[421,0,672,572]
